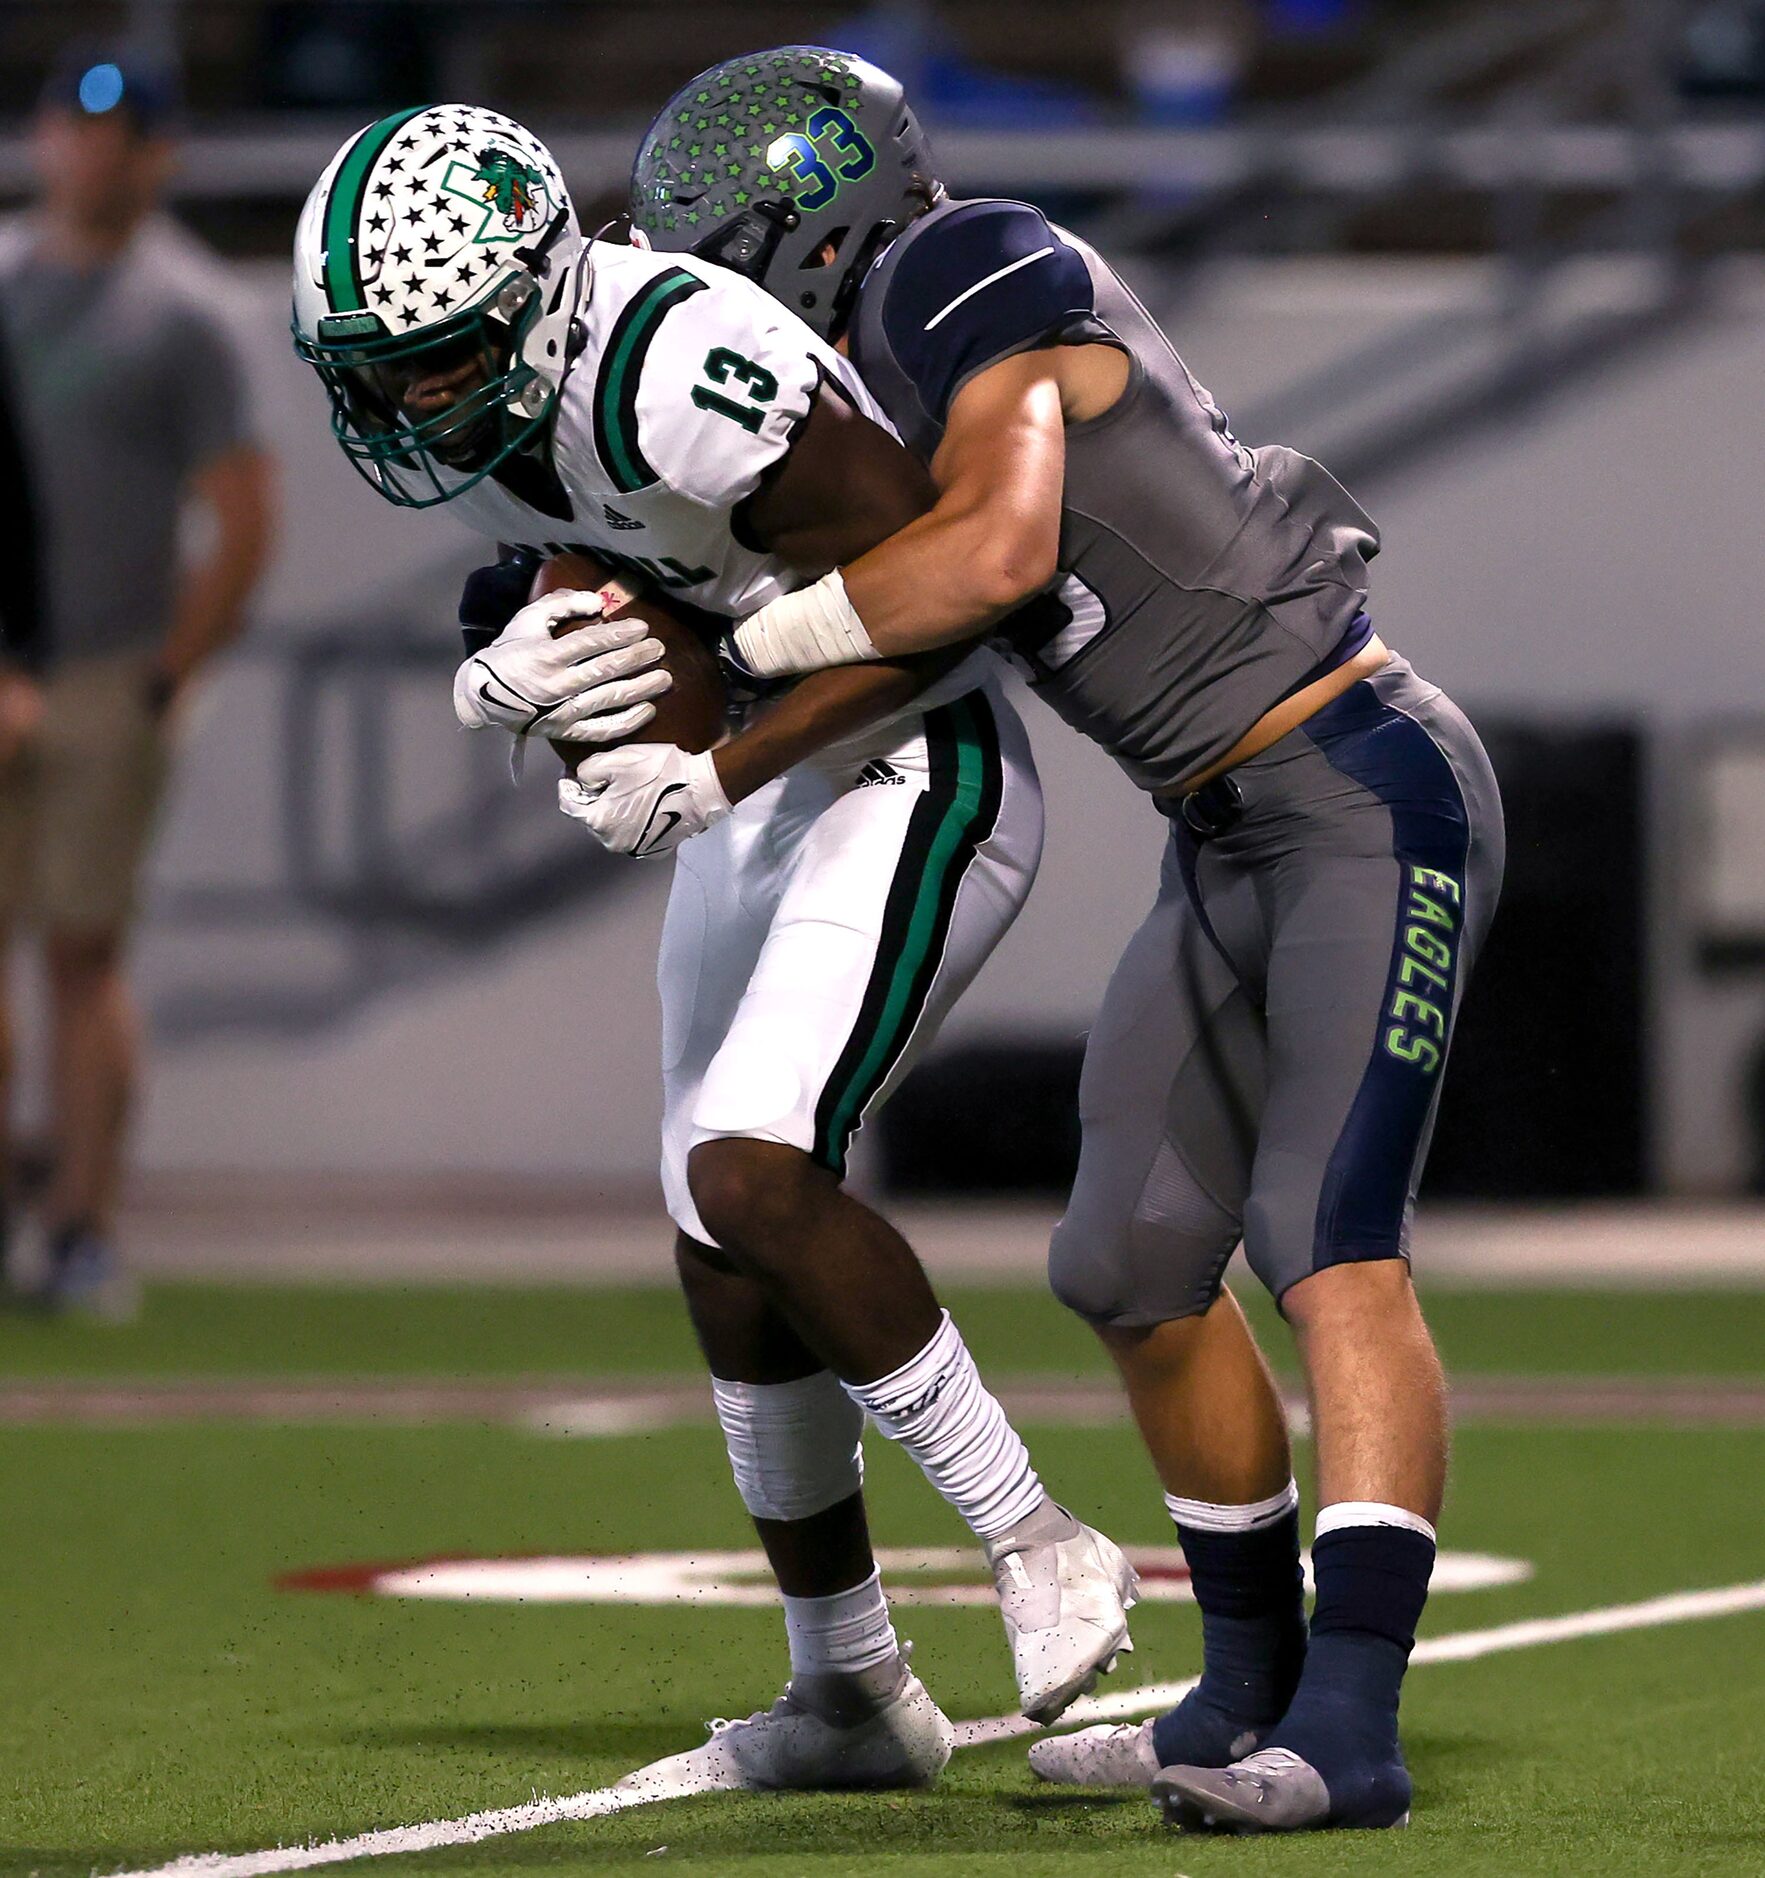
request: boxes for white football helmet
[292,104,584,506]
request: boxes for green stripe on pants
[813,696,999,1174]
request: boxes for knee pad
[710,1370,865,1522]
[1047,1209,1128,1324]
[1052,1139,1240,1326]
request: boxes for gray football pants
[1050,655,1504,1324]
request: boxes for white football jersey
[445,243,873,614]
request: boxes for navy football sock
[1151,1490,1307,1769]
[1265,1515,1435,1823]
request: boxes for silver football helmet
[630,47,938,340]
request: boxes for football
[528,550,728,759]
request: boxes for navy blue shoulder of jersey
[874,200,1098,426]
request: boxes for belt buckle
[1180,775,1244,841]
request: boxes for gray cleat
[1028,1718,1161,1788]
[1155,1746,1409,1833]
[612,1660,952,1798]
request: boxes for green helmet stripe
[323,106,431,312]
[592,267,707,493]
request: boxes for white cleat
[610,1668,953,1799]
[986,1511,1139,1724]
[1028,1718,1161,1788]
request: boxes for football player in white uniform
[291,105,1135,1792]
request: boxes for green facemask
[293,271,552,508]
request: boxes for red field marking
[275,1546,1530,1605]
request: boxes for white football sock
[782,1567,900,1681]
[1314,1500,1437,1544]
[1164,1479,1300,1533]
[844,1310,1047,1541]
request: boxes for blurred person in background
[0,326,46,1294]
[0,45,275,1316]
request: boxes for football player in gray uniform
[291,102,1136,1797]
[568,47,1507,1832]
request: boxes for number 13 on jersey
[692,347,777,434]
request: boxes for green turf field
[2,1279,1762,1379]
[3,1283,1762,1878]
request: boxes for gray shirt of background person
[0,214,253,667]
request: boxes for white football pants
[658,676,1042,1245]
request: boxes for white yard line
[1405,1578,1765,1661]
[102,1579,1765,1878]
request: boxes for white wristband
[732,569,879,678]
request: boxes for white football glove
[558,743,732,858]
[453,588,673,742]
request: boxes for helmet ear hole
[799,227,849,269]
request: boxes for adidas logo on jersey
[602,504,643,530]
[855,760,906,788]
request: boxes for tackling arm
[559,383,971,855]
[708,379,971,803]
[729,349,1089,681]
[840,353,1067,641]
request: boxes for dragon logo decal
[441,144,550,242]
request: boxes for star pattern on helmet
[632,48,906,241]
[353,110,566,330]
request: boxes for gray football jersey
[848,198,1380,791]
[0,216,254,665]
